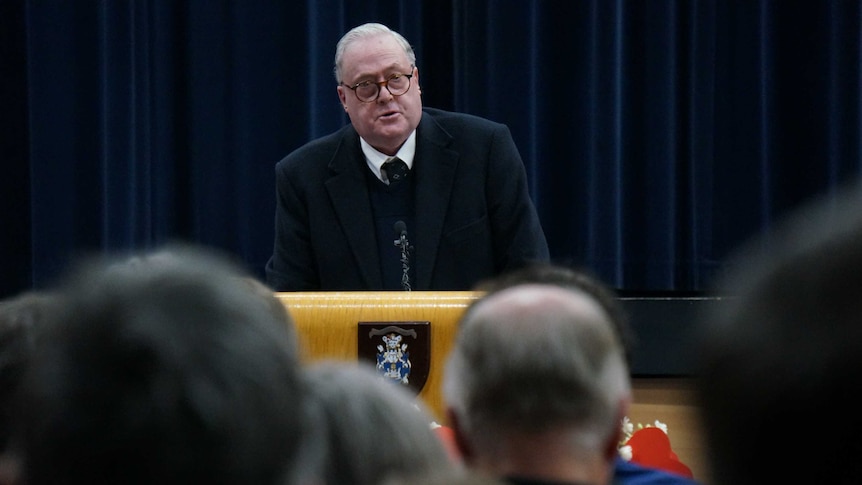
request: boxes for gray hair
[12,243,304,484]
[298,361,456,485]
[333,22,417,84]
[443,284,630,456]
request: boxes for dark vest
[367,170,415,290]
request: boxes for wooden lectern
[276,291,708,479]
[275,291,481,421]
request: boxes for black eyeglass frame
[341,66,415,103]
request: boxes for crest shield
[358,321,430,395]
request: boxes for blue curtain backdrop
[2,0,860,298]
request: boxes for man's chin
[367,135,408,155]
[369,127,408,143]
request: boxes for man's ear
[336,85,348,111]
[446,408,474,463]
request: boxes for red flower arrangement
[618,418,693,478]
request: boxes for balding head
[465,283,612,332]
[444,283,630,458]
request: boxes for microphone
[394,220,407,239]
[393,221,412,291]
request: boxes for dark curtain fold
[2,0,860,297]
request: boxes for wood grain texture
[276,291,481,421]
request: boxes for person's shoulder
[614,458,701,485]
[422,107,506,130]
[276,124,356,169]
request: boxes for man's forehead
[343,36,408,68]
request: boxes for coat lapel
[325,131,383,288]
[413,114,458,290]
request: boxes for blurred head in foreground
[298,360,457,485]
[695,184,862,485]
[444,282,630,484]
[9,244,303,484]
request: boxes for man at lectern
[265,22,548,291]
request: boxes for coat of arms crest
[358,322,430,395]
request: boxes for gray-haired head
[333,22,417,84]
[11,243,304,484]
[444,284,630,457]
[297,360,455,485]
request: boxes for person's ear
[337,85,348,111]
[446,408,474,464]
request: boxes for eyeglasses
[342,68,414,103]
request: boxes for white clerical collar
[361,130,416,182]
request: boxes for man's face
[337,33,422,156]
